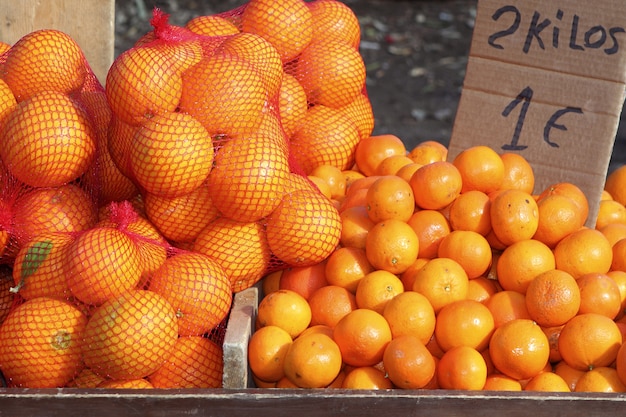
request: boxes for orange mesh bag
[106,1,372,293]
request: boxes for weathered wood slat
[0,389,624,417]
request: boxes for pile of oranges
[249,136,626,393]
[0,0,372,389]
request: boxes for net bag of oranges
[0,0,372,388]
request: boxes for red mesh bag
[0,0,373,389]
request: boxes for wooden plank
[222,286,258,389]
[0,0,115,85]
[0,389,625,417]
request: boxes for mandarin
[383,335,436,389]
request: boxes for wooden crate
[0,2,626,415]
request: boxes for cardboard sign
[448,0,626,226]
[0,0,115,85]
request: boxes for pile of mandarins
[0,0,626,393]
[250,137,626,392]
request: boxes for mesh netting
[0,0,372,388]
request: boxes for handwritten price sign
[448,0,626,225]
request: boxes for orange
[448,190,492,236]
[65,226,142,306]
[489,319,550,380]
[524,269,581,327]
[382,335,436,389]
[410,161,463,210]
[558,313,622,371]
[341,366,394,389]
[307,0,361,48]
[299,324,335,339]
[375,155,414,176]
[499,152,535,194]
[310,164,347,200]
[266,188,341,266]
[339,206,375,250]
[279,261,329,300]
[452,145,505,194]
[537,182,589,224]
[308,175,333,199]
[217,32,284,99]
[542,324,564,363]
[612,238,626,272]
[407,144,445,165]
[261,270,282,296]
[382,291,436,344]
[395,163,424,183]
[355,270,404,314]
[411,257,469,313]
[97,204,168,278]
[106,45,183,126]
[354,134,406,177]
[574,366,626,393]
[1,91,96,188]
[399,258,430,291]
[0,297,86,387]
[533,194,586,248]
[407,209,451,259]
[283,332,342,388]
[437,230,492,279]
[617,342,626,386]
[148,335,223,388]
[82,289,179,380]
[595,199,626,230]
[11,231,74,300]
[184,14,240,36]
[308,285,358,328]
[247,325,292,383]
[277,72,308,138]
[129,112,214,198]
[290,104,361,174]
[605,165,626,206]
[553,228,613,279]
[496,239,555,294]
[466,276,499,304]
[0,78,16,126]
[208,133,290,222]
[490,189,539,246]
[0,267,14,325]
[106,115,139,179]
[554,360,586,391]
[436,345,487,391]
[98,378,154,389]
[483,374,522,391]
[333,308,392,367]
[338,92,375,141]
[67,368,106,388]
[257,289,312,338]
[434,299,495,352]
[576,272,622,319]
[365,175,415,223]
[180,53,266,138]
[143,185,219,244]
[324,246,374,293]
[241,0,313,63]
[2,29,86,101]
[524,371,571,392]
[148,252,232,336]
[338,187,368,213]
[608,270,626,319]
[294,38,365,108]
[485,290,532,329]
[11,183,98,247]
[364,219,419,274]
[194,217,271,293]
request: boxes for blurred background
[114,0,625,172]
